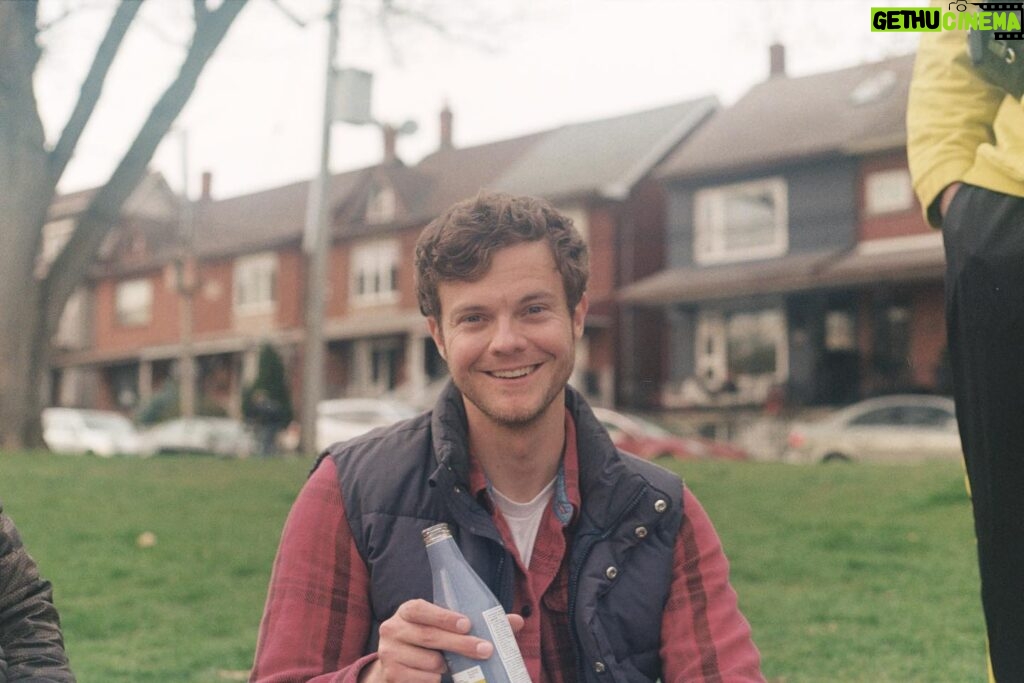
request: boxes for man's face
[427,240,587,431]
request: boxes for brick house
[49,98,716,419]
[619,49,945,413]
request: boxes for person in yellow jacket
[907,3,1024,681]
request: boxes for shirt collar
[468,408,581,525]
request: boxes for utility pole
[300,0,342,454]
[177,129,196,417]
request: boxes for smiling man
[250,192,763,683]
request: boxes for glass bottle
[422,523,531,683]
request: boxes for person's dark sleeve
[250,459,377,683]
[0,506,76,682]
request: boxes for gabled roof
[495,97,717,201]
[657,53,915,181]
[193,168,366,257]
[414,133,547,218]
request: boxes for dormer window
[365,184,396,225]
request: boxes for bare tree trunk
[0,0,248,449]
[0,1,50,449]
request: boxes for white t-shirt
[491,477,557,568]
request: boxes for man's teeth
[491,366,533,379]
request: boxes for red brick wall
[94,269,180,352]
[586,203,616,307]
[909,284,946,388]
[277,250,305,328]
[193,259,234,335]
[859,152,931,241]
[627,180,667,282]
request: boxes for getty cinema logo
[871,3,1024,38]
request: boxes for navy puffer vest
[321,383,684,682]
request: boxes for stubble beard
[459,353,575,430]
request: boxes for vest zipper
[568,485,648,679]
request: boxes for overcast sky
[35,0,926,200]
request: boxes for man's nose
[490,316,527,353]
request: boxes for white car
[784,394,962,464]
[316,398,418,452]
[139,417,255,458]
[41,407,142,457]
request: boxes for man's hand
[940,182,963,220]
[359,599,524,683]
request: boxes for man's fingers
[396,598,471,633]
[508,613,525,634]
[379,599,494,663]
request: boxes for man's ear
[427,316,446,361]
[572,293,589,340]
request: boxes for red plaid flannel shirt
[250,413,763,682]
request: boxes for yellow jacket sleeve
[906,3,1007,226]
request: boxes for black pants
[943,184,1024,682]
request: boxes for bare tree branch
[48,0,144,187]
[42,0,250,331]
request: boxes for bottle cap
[422,522,452,546]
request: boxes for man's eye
[526,305,546,315]
[461,314,483,324]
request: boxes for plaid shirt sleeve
[660,486,765,683]
[250,459,377,683]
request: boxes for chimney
[769,42,786,78]
[382,124,398,164]
[200,171,212,200]
[439,103,454,151]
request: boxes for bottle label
[451,665,487,683]
[481,605,531,683]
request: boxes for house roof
[619,235,944,306]
[618,251,841,305]
[414,133,547,218]
[494,97,717,201]
[656,53,915,181]
[193,168,367,257]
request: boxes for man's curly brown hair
[414,192,589,319]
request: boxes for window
[115,278,153,327]
[233,252,277,314]
[696,309,788,390]
[865,168,913,215]
[365,184,396,224]
[351,240,399,305]
[694,178,788,264]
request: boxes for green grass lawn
[0,451,986,682]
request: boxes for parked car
[784,394,961,464]
[41,407,142,457]
[316,398,419,452]
[139,417,255,458]
[592,407,749,462]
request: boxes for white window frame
[350,239,399,306]
[233,251,278,315]
[115,278,153,327]
[864,167,913,215]
[694,177,788,264]
[695,308,789,389]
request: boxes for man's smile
[486,364,540,380]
